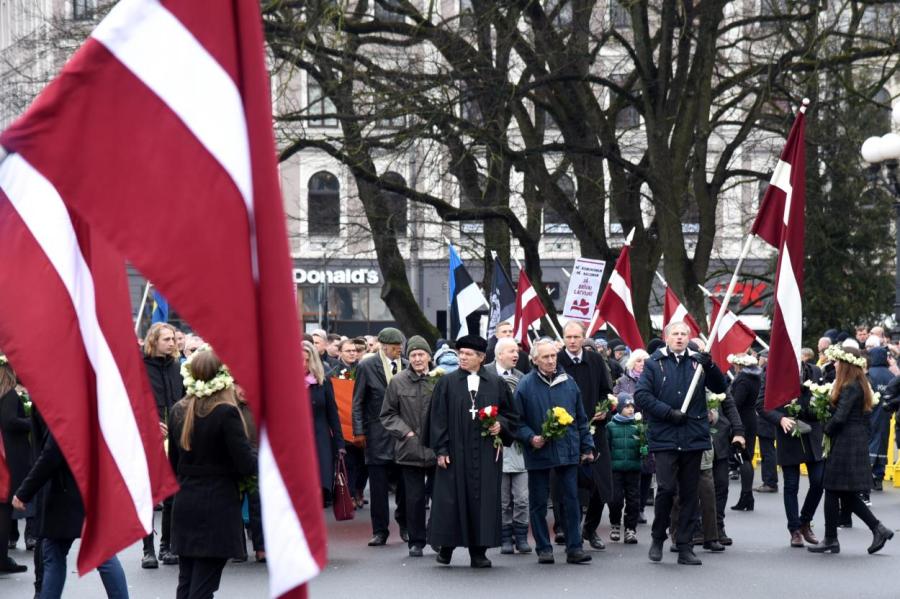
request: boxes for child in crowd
[607,395,646,544]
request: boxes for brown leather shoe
[790,530,804,548]
[799,523,819,545]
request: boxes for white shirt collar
[566,349,583,361]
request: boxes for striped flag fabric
[449,243,489,339]
[751,102,807,410]
[0,0,326,596]
[513,269,547,351]
[662,285,701,338]
[486,256,516,339]
[589,230,644,349]
[708,297,757,373]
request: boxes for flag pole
[514,256,563,341]
[696,284,769,350]
[134,280,152,336]
[680,234,754,412]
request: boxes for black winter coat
[0,389,32,502]
[15,429,83,540]
[729,367,761,443]
[351,354,408,465]
[634,347,728,452]
[310,378,345,490]
[758,365,824,466]
[144,354,185,420]
[711,392,744,460]
[168,400,257,559]
[823,381,872,492]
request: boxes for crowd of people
[0,318,898,596]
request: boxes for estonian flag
[449,244,488,339]
[486,256,516,338]
[151,289,169,324]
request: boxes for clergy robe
[557,349,614,501]
[427,367,519,548]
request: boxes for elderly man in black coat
[635,321,728,566]
[427,335,519,568]
[352,327,409,546]
[556,320,614,550]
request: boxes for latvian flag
[0,1,327,595]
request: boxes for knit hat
[618,392,634,407]
[406,335,432,357]
[377,327,404,345]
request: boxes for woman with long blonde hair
[303,341,346,506]
[809,345,893,555]
[168,349,256,598]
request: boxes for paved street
[3,477,900,598]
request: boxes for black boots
[868,523,894,555]
[513,523,532,553]
[677,546,702,565]
[807,537,840,554]
[730,492,754,511]
[648,538,663,562]
[500,525,514,554]
[141,534,158,569]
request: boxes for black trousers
[639,472,653,509]
[246,490,264,552]
[401,465,433,548]
[758,436,779,488]
[368,464,406,537]
[609,471,641,530]
[143,495,174,554]
[0,504,11,563]
[176,556,227,599]
[712,458,730,530]
[824,490,879,539]
[652,450,702,547]
[345,445,368,496]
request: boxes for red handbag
[332,452,355,521]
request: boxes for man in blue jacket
[634,322,727,566]
[513,338,594,565]
[866,346,894,492]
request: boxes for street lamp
[861,110,900,341]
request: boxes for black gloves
[691,351,713,369]
[667,409,687,425]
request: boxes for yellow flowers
[542,406,575,440]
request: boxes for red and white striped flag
[589,231,644,349]
[708,297,757,373]
[662,286,701,339]
[0,0,326,595]
[751,102,807,410]
[513,270,548,351]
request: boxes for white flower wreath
[180,344,235,398]
[727,353,758,367]
[0,354,7,366]
[824,345,867,369]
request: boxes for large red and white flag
[708,297,757,373]
[662,286,701,339]
[751,102,807,410]
[0,0,326,595]
[513,270,548,351]
[589,231,644,349]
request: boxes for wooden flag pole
[134,280,152,336]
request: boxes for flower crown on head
[180,344,235,398]
[727,353,758,367]
[0,355,7,366]
[824,345,867,369]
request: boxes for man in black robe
[557,320,614,550]
[428,335,519,567]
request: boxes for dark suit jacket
[352,353,408,464]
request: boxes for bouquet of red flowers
[478,405,503,461]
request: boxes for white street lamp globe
[882,133,900,161]
[861,136,886,164]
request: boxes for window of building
[609,0,630,29]
[459,0,475,30]
[459,175,486,234]
[374,0,405,22]
[73,0,92,20]
[380,171,408,238]
[682,198,700,234]
[611,74,640,129]
[860,5,895,36]
[308,171,341,236]
[544,174,574,234]
[307,78,338,127]
[460,82,484,125]
[544,0,573,28]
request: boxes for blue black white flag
[449,244,488,339]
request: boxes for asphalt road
[3,477,900,598]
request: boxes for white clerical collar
[467,372,480,395]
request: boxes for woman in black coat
[303,341,346,505]
[168,349,256,598]
[0,360,29,572]
[809,346,893,555]
[728,355,761,511]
